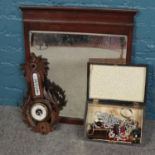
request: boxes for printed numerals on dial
[32,73,41,96]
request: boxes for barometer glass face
[30,103,48,121]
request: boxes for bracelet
[120,108,133,119]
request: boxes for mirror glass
[29,31,127,119]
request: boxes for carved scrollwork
[22,53,66,134]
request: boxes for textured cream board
[89,65,146,102]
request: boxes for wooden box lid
[87,63,148,103]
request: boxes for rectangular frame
[21,6,137,124]
[85,63,148,144]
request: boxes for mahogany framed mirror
[20,6,137,125]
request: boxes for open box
[85,63,148,144]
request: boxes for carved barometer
[21,53,66,134]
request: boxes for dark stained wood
[89,58,126,64]
[59,116,84,125]
[20,6,136,24]
[22,54,60,134]
[20,6,137,125]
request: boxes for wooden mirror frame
[20,6,137,125]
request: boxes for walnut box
[85,63,148,144]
